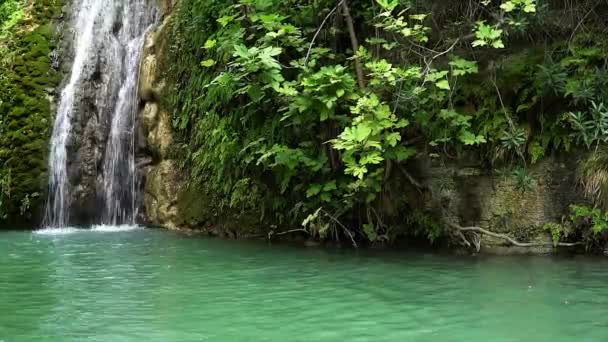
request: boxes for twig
[568,5,597,48]
[453,228,471,248]
[269,228,309,238]
[491,73,516,132]
[471,232,481,252]
[370,206,386,229]
[321,209,358,248]
[432,38,460,61]
[490,73,526,165]
[398,164,429,192]
[305,0,344,65]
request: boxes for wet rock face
[431,154,588,254]
[139,6,182,228]
[48,0,158,226]
[143,160,181,228]
[66,62,113,224]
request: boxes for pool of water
[1,227,607,341]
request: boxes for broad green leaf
[323,181,337,192]
[425,70,449,82]
[360,152,384,165]
[353,124,372,142]
[233,44,249,58]
[375,0,399,11]
[492,40,505,49]
[217,14,237,27]
[201,59,216,67]
[203,39,217,49]
[385,132,401,147]
[500,2,516,12]
[458,130,487,145]
[449,57,478,76]
[436,79,450,90]
[472,39,487,47]
[410,14,427,21]
[320,193,332,202]
[388,146,416,161]
[306,184,322,197]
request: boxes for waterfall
[45,0,157,227]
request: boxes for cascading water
[45,0,157,227]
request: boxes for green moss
[0,0,64,223]
[175,187,213,227]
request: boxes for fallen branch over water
[448,223,584,251]
[270,228,308,238]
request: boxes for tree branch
[398,164,430,192]
[269,228,309,239]
[448,223,584,248]
[341,0,365,89]
[305,0,344,65]
[322,209,358,248]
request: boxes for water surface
[1,227,607,341]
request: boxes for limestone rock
[141,102,159,132]
[139,5,179,227]
[160,0,176,16]
[144,160,181,228]
[139,54,158,101]
[147,110,173,158]
[430,154,587,254]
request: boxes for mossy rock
[0,0,64,223]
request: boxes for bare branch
[305,0,344,65]
[269,228,309,239]
[398,164,429,192]
[321,209,358,248]
[448,223,584,248]
[568,5,598,47]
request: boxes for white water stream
[46,0,157,227]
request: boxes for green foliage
[570,205,608,234]
[529,141,545,164]
[161,0,608,245]
[567,102,608,148]
[579,149,608,209]
[542,204,607,250]
[500,0,536,13]
[405,210,444,243]
[512,167,536,193]
[449,57,478,76]
[0,0,23,34]
[373,1,430,43]
[542,221,577,248]
[472,22,504,49]
[500,128,526,154]
[333,94,409,182]
[543,222,564,247]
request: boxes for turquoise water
[1,227,608,341]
